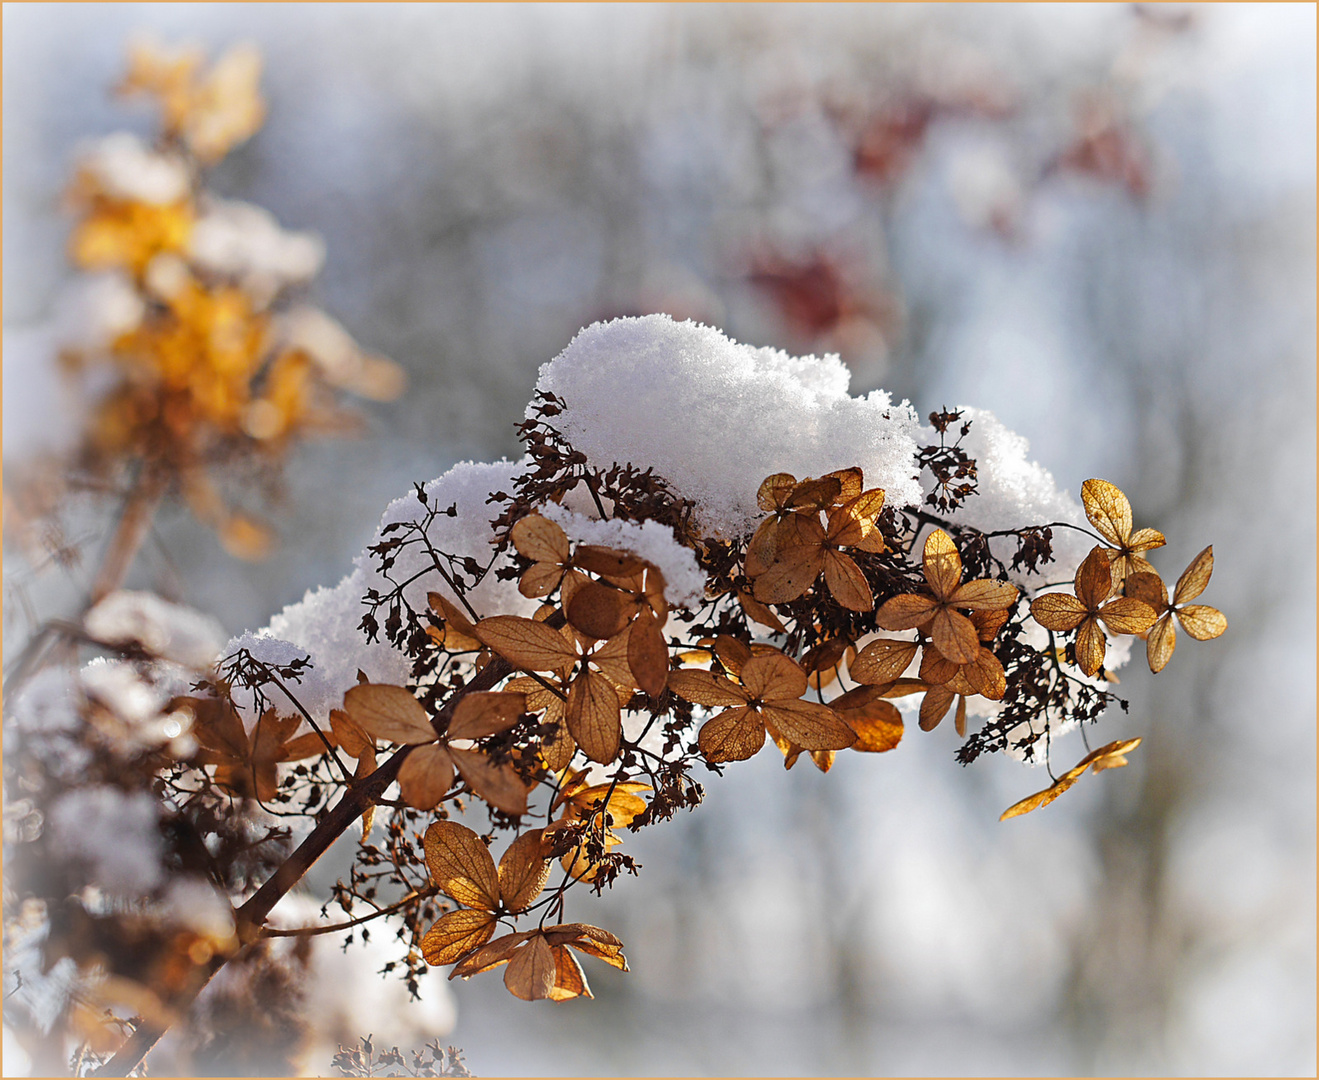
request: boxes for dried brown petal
[1173,545,1214,604]
[850,638,919,685]
[949,579,1018,611]
[823,550,873,611]
[1080,478,1132,548]
[1096,597,1158,635]
[919,685,955,731]
[954,693,968,738]
[498,829,550,913]
[1030,593,1088,632]
[999,774,1081,820]
[667,669,749,707]
[504,933,557,1001]
[786,475,842,511]
[759,700,857,752]
[714,634,753,678]
[397,744,455,810]
[626,612,669,697]
[424,821,499,910]
[450,747,530,816]
[1074,617,1108,676]
[449,930,534,979]
[511,514,570,565]
[1176,604,1227,641]
[757,472,798,511]
[831,687,904,752]
[929,607,980,665]
[963,648,1006,700]
[740,652,808,702]
[875,593,939,631]
[697,707,766,762]
[1075,548,1116,608]
[421,909,497,967]
[922,529,963,600]
[343,684,435,745]
[447,691,528,741]
[823,467,864,503]
[475,616,578,673]
[566,668,621,764]
[572,545,646,577]
[329,708,372,759]
[1146,613,1176,673]
[518,561,567,600]
[752,544,825,605]
[566,581,633,641]
[918,645,959,687]
[547,945,592,1001]
[1124,571,1168,614]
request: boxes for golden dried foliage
[1000,738,1143,820]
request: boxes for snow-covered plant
[7,312,1228,1074]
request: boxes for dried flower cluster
[56,40,404,560]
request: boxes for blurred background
[4,3,1314,1075]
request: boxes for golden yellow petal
[423,821,500,910]
[1176,604,1227,641]
[830,688,904,752]
[1127,527,1166,555]
[949,579,1019,611]
[757,472,798,512]
[1146,613,1176,673]
[786,476,842,511]
[1097,597,1158,635]
[397,743,455,811]
[1173,545,1214,605]
[420,909,497,967]
[1080,478,1132,547]
[547,945,593,1001]
[822,467,864,504]
[999,774,1081,820]
[343,684,436,745]
[922,529,963,600]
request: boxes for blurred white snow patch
[540,503,706,608]
[189,198,325,307]
[265,894,457,1073]
[275,305,406,400]
[1,325,82,458]
[163,878,237,944]
[85,590,225,669]
[75,132,190,204]
[80,658,199,755]
[57,271,146,350]
[2,1025,32,1076]
[534,315,925,538]
[47,785,164,894]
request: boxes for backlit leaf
[329,707,372,758]
[1075,547,1116,608]
[1146,613,1176,673]
[823,549,873,611]
[547,945,592,1001]
[923,529,963,599]
[919,685,955,731]
[1030,593,1088,632]
[449,930,533,979]
[511,514,570,565]
[566,581,633,640]
[875,592,938,631]
[740,652,808,702]
[759,700,857,751]
[1074,618,1108,676]
[850,637,919,685]
[668,669,748,707]
[929,607,980,665]
[1097,597,1158,635]
[999,774,1081,820]
[572,545,645,577]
